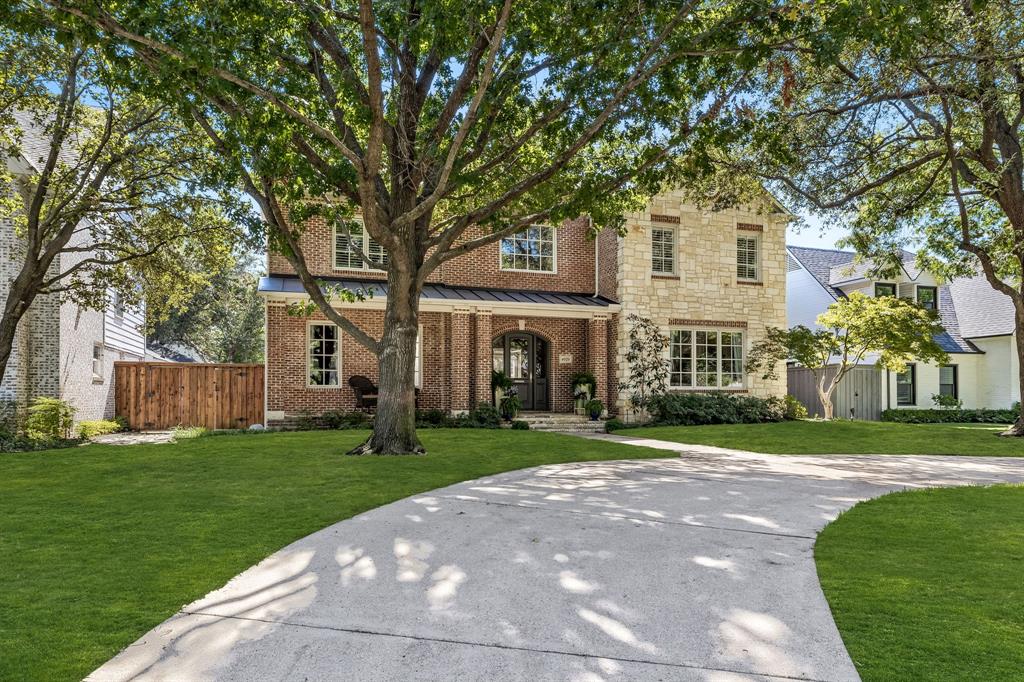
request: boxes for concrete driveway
[89,442,1024,682]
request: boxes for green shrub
[604,418,628,432]
[322,410,371,430]
[881,408,1019,424]
[77,420,124,439]
[931,393,963,409]
[647,392,786,426]
[510,420,530,430]
[171,425,209,440]
[467,402,502,428]
[783,395,809,421]
[25,397,76,440]
[0,434,79,452]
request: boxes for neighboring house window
[875,283,896,297]
[651,227,676,274]
[939,365,958,398]
[308,323,340,386]
[669,329,744,389]
[896,364,916,405]
[736,235,759,281]
[917,286,938,310]
[499,225,555,272]
[92,344,104,382]
[334,222,387,270]
[111,291,124,321]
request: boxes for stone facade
[612,191,789,413]
[262,188,789,425]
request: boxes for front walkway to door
[492,331,549,411]
[89,446,1024,681]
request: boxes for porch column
[450,307,472,413]
[474,309,493,408]
[588,314,610,408]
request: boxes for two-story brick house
[259,189,789,426]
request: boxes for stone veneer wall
[613,192,788,413]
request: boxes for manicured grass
[625,420,1024,456]
[0,429,666,681]
[815,485,1024,680]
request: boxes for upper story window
[335,222,387,271]
[110,291,124,321]
[917,286,937,310]
[875,282,896,297]
[499,225,555,273]
[651,227,676,274]
[736,235,760,281]
[308,323,340,386]
[669,329,744,389]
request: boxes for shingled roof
[787,245,980,354]
[949,275,1017,338]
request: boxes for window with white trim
[651,227,676,274]
[736,235,759,281]
[92,343,104,382]
[308,323,340,386]
[669,329,744,389]
[499,225,555,272]
[334,221,387,270]
[414,325,423,389]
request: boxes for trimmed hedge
[882,408,1019,424]
[647,392,787,426]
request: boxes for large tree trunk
[348,270,424,455]
[1000,303,1024,437]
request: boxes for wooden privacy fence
[787,364,883,421]
[115,362,264,430]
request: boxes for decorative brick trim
[668,319,748,328]
[649,213,680,224]
[736,280,763,286]
[736,223,764,232]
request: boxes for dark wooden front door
[494,332,549,411]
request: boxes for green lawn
[625,420,1024,456]
[815,485,1024,680]
[0,429,666,681]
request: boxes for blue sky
[786,211,847,250]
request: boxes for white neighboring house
[1,120,146,423]
[787,246,1018,412]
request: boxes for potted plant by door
[570,371,597,416]
[499,390,523,422]
[585,399,604,421]
[492,370,513,407]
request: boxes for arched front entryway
[492,332,549,411]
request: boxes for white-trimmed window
[737,235,759,281]
[651,227,676,274]
[499,225,556,272]
[334,222,387,270]
[414,325,423,389]
[92,343,104,382]
[669,329,744,389]
[308,323,340,386]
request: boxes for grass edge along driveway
[625,420,1024,456]
[0,429,669,681]
[815,484,1024,681]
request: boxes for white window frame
[307,322,342,388]
[667,328,746,390]
[736,234,760,282]
[651,226,677,275]
[333,220,387,271]
[498,225,557,274]
[414,324,423,389]
[92,343,104,383]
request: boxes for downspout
[591,216,599,297]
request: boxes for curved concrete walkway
[89,441,1024,682]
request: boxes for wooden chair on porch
[349,375,420,411]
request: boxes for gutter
[591,216,599,298]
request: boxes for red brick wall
[265,306,449,420]
[268,215,598,295]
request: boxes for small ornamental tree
[746,293,948,420]
[16,0,815,454]
[619,314,668,419]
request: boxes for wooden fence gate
[787,364,884,421]
[115,362,264,430]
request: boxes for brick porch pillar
[450,308,472,413]
[474,309,493,408]
[588,314,610,409]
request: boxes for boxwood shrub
[881,408,1019,424]
[647,392,787,426]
